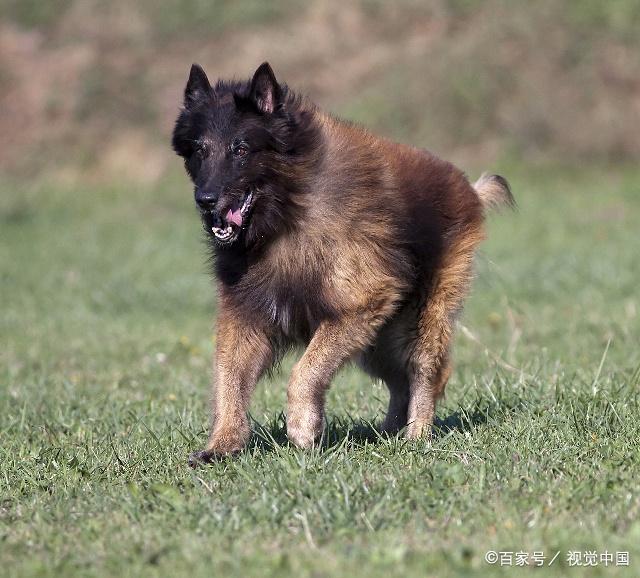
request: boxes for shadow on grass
[247,395,523,454]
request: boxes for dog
[172,62,514,465]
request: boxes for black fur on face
[172,62,323,250]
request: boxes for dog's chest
[265,294,296,336]
[243,242,333,340]
[257,270,322,339]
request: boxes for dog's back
[308,112,501,284]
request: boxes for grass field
[2,163,640,577]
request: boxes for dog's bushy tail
[473,173,515,212]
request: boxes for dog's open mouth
[210,190,254,243]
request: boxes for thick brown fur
[172,63,514,465]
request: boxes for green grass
[2,164,640,577]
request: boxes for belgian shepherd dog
[172,62,514,465]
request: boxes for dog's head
[172,62,319,249]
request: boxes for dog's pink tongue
[226,208,243,227]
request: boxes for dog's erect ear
[184,64,211,108]
[248,62,281,114]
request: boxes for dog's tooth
[212,223,238,240]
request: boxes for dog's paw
[187,446,242,468]
[404,420,434,441]
[286,407,324,449]
[187,430,248,467]
[379,416,407,437]
[188,449,217,468]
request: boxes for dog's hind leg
[381,375,410,434]
[360,342,411,435]
[405,226,483,439]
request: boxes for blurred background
[3,4,640,575]
[1,0,639,184]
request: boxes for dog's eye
[191,149,204,165]
[231,142,249,157]
[188,148,205,175]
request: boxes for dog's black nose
[195,188,217,210]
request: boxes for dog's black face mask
[172,62,307,249]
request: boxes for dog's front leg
[286,307,393,448]
[189,298,273,465]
